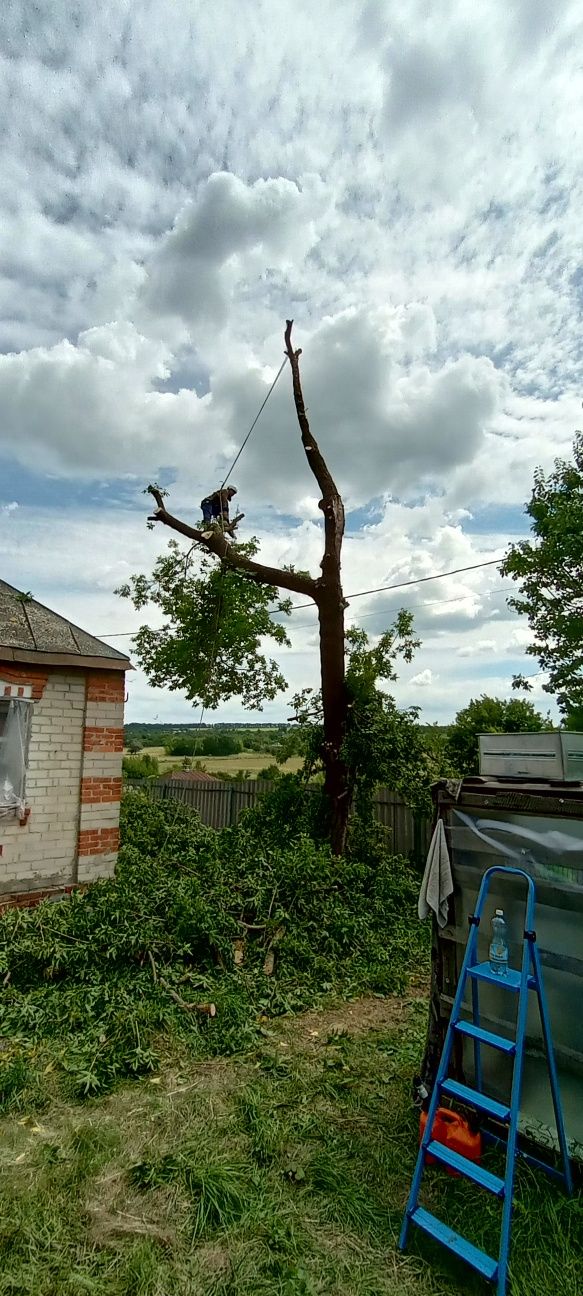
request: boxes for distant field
[133,747,303,777]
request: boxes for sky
[1,0,582,725]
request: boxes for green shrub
[122,752,159,780]
[257,764,281,781]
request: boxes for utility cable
[277,584,516,631]
[99,558,505,638]
[271,557,504,613]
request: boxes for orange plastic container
[419,1107,482,1175]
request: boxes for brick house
[0,580,130,907]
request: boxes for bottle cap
[495,909,503,916]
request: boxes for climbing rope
[220,356,288,490]
[195,354,288,725]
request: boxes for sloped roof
[0,580,130,670]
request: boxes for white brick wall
[78,803,121,831]
[0,671,85,894]
[82,753,124,778]
[84,700,124,728]
[77,850,117,883]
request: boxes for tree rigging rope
[196,354,288,726]
[220,356,288,490]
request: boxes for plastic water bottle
[489,909,509,977]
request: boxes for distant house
[161,769,216,784]
[0,580,130,908]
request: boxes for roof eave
[0,646,132,671]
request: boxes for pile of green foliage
[0,786,426,1109]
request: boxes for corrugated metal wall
[127,777,431,863]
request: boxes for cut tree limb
[159,977,217,1017]
[148,954,216,1016]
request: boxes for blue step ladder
[399,866,573,1296]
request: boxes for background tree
[501,432,583,717]
[120,321,369,855]
[200,732,243,757]
[164,734,200,757]
[445,694,550,776]
[290,612,430,816]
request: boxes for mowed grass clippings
[0,1001,580,1296]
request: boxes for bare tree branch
[147,486,318,601]
[284,320,340,504]
[284,320,345,581]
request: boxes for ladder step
[426,1141,505,1196]
[455,1020,516,1055]
[468,961,536,991]
[410,1206,498,1281]
[441,1078,511,1122]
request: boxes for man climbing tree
[121,321,419,855]
[200,485,243,536]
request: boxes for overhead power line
[98,557,505,638]
[284,584,515,631]
[280,556,504,613]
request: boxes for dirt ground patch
[273,989,422,1052]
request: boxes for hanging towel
[418,819,453,928]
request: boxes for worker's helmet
[227,485,237,497]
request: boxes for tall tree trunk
[284,320,351,855]
[317,586,350,855]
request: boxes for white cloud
[180,306,506,512]
[457,639,497,658]
[143,172,326,327]
[0,299,506,507]
[508,626,535,649]
[0,321,215,477]
[409,668,436,687]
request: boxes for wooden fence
[127,777,432,864]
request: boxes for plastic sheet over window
[443,802,583,1158]
[449,807,583,887]
[0,699,32,817]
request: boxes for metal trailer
[422,776,583,1161]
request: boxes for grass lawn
[1,992,580,1296]
[138,749,304,777]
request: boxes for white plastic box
[478,732,583,780]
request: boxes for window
[0,698,33,817]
